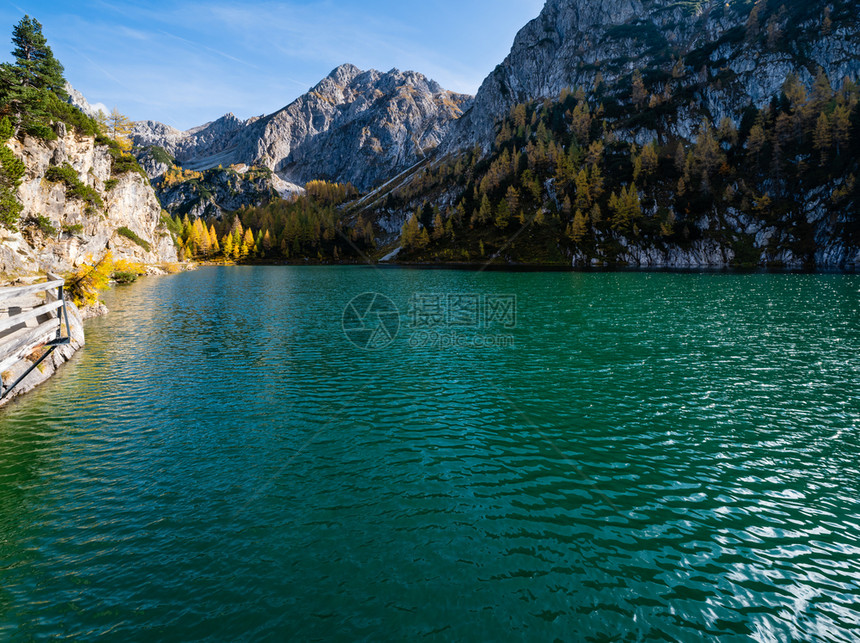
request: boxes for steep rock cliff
[0,126,178,277]
[447,0,860,151]
[363,0,858,269]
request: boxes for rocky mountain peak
[64,83,105,119]
[133,64,473,190]
[326,63,363,85]
[185,112,246,137]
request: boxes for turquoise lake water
[0,266,858,641]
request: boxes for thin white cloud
[65,44,137,92]
[117,25,151,41]
[5,1,25,15]
[156,28,259,69]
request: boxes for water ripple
[0,268,858,641]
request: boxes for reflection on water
[0,267,858,640]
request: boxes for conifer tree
[511,103,527,130]
[432,212,444,240]
[477,194,492,224]
[692,121,723,188]
[674,144,687,172]
[495,200,511,229]
[660,211,676,237]
[812,69,833,108]
[608,183,641,233]
[505,185,520,214]
[417,227,430,249]
[567,209,588,243]
[585,140,604,166]
[632,147,643,182]
[640,141,659,177]
[782,74,807,111]
[631,70,647,108]
[65,252,114,306]
[99,108,133,152]
[521,170,541,201]
[562,194,573,219]
[195,219,210,255]
[747,122,767,165]
[814,112,832,163]
[230,216,244,237]
[718,117,738,145]
[209,225,220,254]
[0,116,25,227]
[401,214,420,248]
[570,101,591,142]
[821,6,832,35]
[831,105,851,155]
[574,168,590,210]
[589,165,605,201]
[10,16,66,97]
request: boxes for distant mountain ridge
[133,64,473,191]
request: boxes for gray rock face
[445,0,860,151]
[134,114,254,172]
[64,83,105,119]
[133,64,473,191]
[157,166,281,220]
[376,0,857,269]
[0,130,178,278]
[136,147,173,180]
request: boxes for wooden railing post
[46,273,70,342]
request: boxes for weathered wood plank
[0,300,63,335]
[0,318,61,374]
[0,280,64,303]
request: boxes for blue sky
[0,0,545,130]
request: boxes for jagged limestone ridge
[133,64,473,191]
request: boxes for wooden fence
[0,273,72,400]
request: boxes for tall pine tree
[0,15,68,134]
[11,16,66,97]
